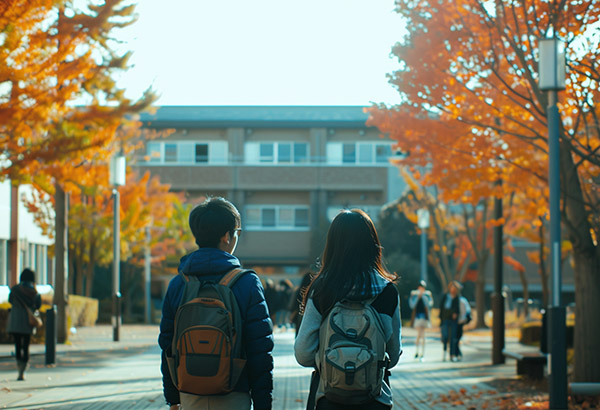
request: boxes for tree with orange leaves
[25,165,190,298]
[369,0,600,381]
[0,0,155,185]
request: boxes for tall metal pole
[547,90,567,410]
[112,188,121,342]
[144,225,151,324]
[420,229,427,282]
[491,179,505,364]
[54,184,69,343]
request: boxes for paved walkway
[0,325,531,409]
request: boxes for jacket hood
[178,248,241,276]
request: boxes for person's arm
[34,293,41,310]
[426,292,434,309]
[161,350,180,407]
[158,277,183,407]
[294,298,321,368]
[408,292,418,309]
[387,295,402,368]
[458,298,467,324]
[240,273,274,410]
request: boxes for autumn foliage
[1,1,187,302]
[369,0,600,382]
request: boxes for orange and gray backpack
[166,268,249,395]
[316,299,389,404]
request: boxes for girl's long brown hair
[302,209,396,315]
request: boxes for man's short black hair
[189,197,241,248]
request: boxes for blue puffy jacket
[159,248,274,409]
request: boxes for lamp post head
[539,37,566,91]
[417,208,430,229]
[109,155,126,187]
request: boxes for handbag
[26,306,43,328]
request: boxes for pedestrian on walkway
[294,209,401,410]
[439,281,461,362]
[7,268,42,381]
[409,280,433,360]
[158,197,274,410]
[456,294,472,360]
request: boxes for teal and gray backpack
[316,299,389,404]
[166,268,249,396]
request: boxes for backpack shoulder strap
[219,268,252,288]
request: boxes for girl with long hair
[294,209,402,410]
[7,268,42,381]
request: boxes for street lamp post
[109,155,126,342]
[417,208,430,283]
[539,36,567,410]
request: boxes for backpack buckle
[345,328,358,339]
[344,361,356,385]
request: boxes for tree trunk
[517,269,529,318]
[573,250,600,382]
[75,241,84,296]
[475,260,487,328]
[559,141,600,383]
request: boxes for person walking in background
[7,268,42,381]
[439,281,461,362]
[409,280,433,361]
[295,209,401,409]
[158,197,273,410]
[456,294,472,360]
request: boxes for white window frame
[245,205,310,231]
[326,142,396,165]
[245,142,309,165]
[144,141,229,165]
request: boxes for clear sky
[114,0,407,106]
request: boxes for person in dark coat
[159,197,274,410]
[7,268,42,381]
[439,281,461,362]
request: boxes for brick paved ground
[0,325,533,409]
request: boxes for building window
[294,143,308,163]
[327,142,395,165]
[246,142,309,164]
[164,143,177,162]
[147,142,161,163]
[278,143,292,163]
[195,144,209,163]
[145,141,228,164]
[260,143,275,163]
[245,205,310,230]
[295,208,309,227]
[375,144,393,163]
[342,143,356,163]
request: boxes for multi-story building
[0,181,53,288]
[137,106,406,275]
[137,105,574,307]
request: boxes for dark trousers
[316,398,391,410]
[13,333,31,363]
[441,320,459,357]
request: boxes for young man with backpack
[159,197,273,410]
